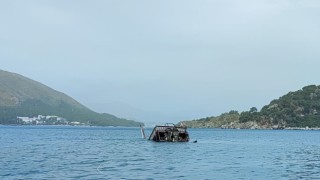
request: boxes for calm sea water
[1,126,320,180]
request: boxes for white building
[17,115,66,124]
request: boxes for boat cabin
[148,124,189,142]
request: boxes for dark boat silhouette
[140,123,189,142]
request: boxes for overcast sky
[1,0,320,124]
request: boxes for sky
[1,0,320,125]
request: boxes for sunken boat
[141,123,189,142]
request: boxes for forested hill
[182,85,320,129]
[0,69,143,126]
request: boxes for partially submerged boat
[141,123,189,142]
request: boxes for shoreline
[205,127,320,130]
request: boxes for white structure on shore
[17,115,66,124]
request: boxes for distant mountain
[0,69,143,126]
[182,85,320,129]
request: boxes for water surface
[1,126,320,179]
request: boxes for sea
[1,126,320,180]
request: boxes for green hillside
[182,85,320,129]
[0,69,143,126]
[255,85,320,127]
[182,111,240,128]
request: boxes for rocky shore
[188,120,320,130]
[220,121,282,129]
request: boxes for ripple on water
[1,126,320,179]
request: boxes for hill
[0,69,143,126]
[181,85,320,129]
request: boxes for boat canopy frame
[148,124,189,142]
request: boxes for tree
[249,107,258,113]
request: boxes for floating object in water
[141,123,190,142]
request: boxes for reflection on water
[0,126,319,179]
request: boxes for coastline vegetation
[0,70,143,127]
[182,85,320,129]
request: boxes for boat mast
[140,125,146,139]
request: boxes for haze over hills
[0,69,143,126]
[182,85,320,129]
